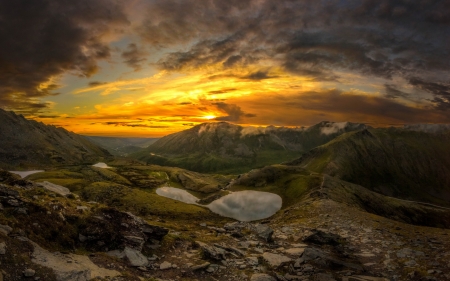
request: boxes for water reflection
[92,162,111,168]
[208,191,282,221]
[156,186,200,205]
[155,187,282,221]
[9,170,44,178]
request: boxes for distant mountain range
[85,136,158,156]
[0,109,111,168]
[131,121,367,173]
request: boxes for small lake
[8,170,44,178]
[155,187,282,221]
[208,191,282,221]
[92,162,111,168]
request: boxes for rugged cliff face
[0,109,111,168]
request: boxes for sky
[0,0,449,137]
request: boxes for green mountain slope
[289,128,450,206]
[131,121,367,173]
[0,109,112,168]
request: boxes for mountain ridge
[0,108,112,168]
[131,121,368,173]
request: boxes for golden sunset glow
[1,0,448,137]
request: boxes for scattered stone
[0,242,5,255]
[284,248,305,256]
[24,268,35,277]
[124,247,149,267]
[246,256,259,265]
[191,262,210,271]
[250,273,276,281]
[262,252,292,268]
[196,241,226,260]
[206,264,219,273]
[160,261,172,270]
[404,260,417,267]
[255,224,274,242]
[0,224,12,235]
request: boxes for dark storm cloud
[88,81,108,87]
[384,84,409,99]
[144,0,449,108]
[244,71,277,81]
[0,0,128,112]
[409,78,450,110]
[213,102,256,122]
[121,43,147,71]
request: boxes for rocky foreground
[1,170,450,281]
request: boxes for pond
[8,170,44,178]
[208,191,282,221]
[155,187,282,221]
[92,162,111,168]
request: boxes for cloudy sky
[0,0,449,136]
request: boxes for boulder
[196,241,226,260]
[124,247,149,267]
[254,224,274,242]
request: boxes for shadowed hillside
[0,109,112,168]
[289,128,450,206]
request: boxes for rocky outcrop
[79,208,168,252]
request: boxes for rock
[284,248,305,256]
[303,230,340,246]
[302,247,324,261]
[404,260,417,267]
[31,240,120,280]
[262,252,292,268]
[206,264,219,273]
[191,262,210,270]
[250,273,276,281]
[342,276,389,281]
[124,247,149,267]
[0,242,5,255]
[76,206,89,211]
[255,224,274,242]
[196,241,226,260]
[141,223,169,240]
[0,224,12,235]
[160,261,172,270]
[247,257,259,265]
[24,268,35,277]
[78,234,87,242]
